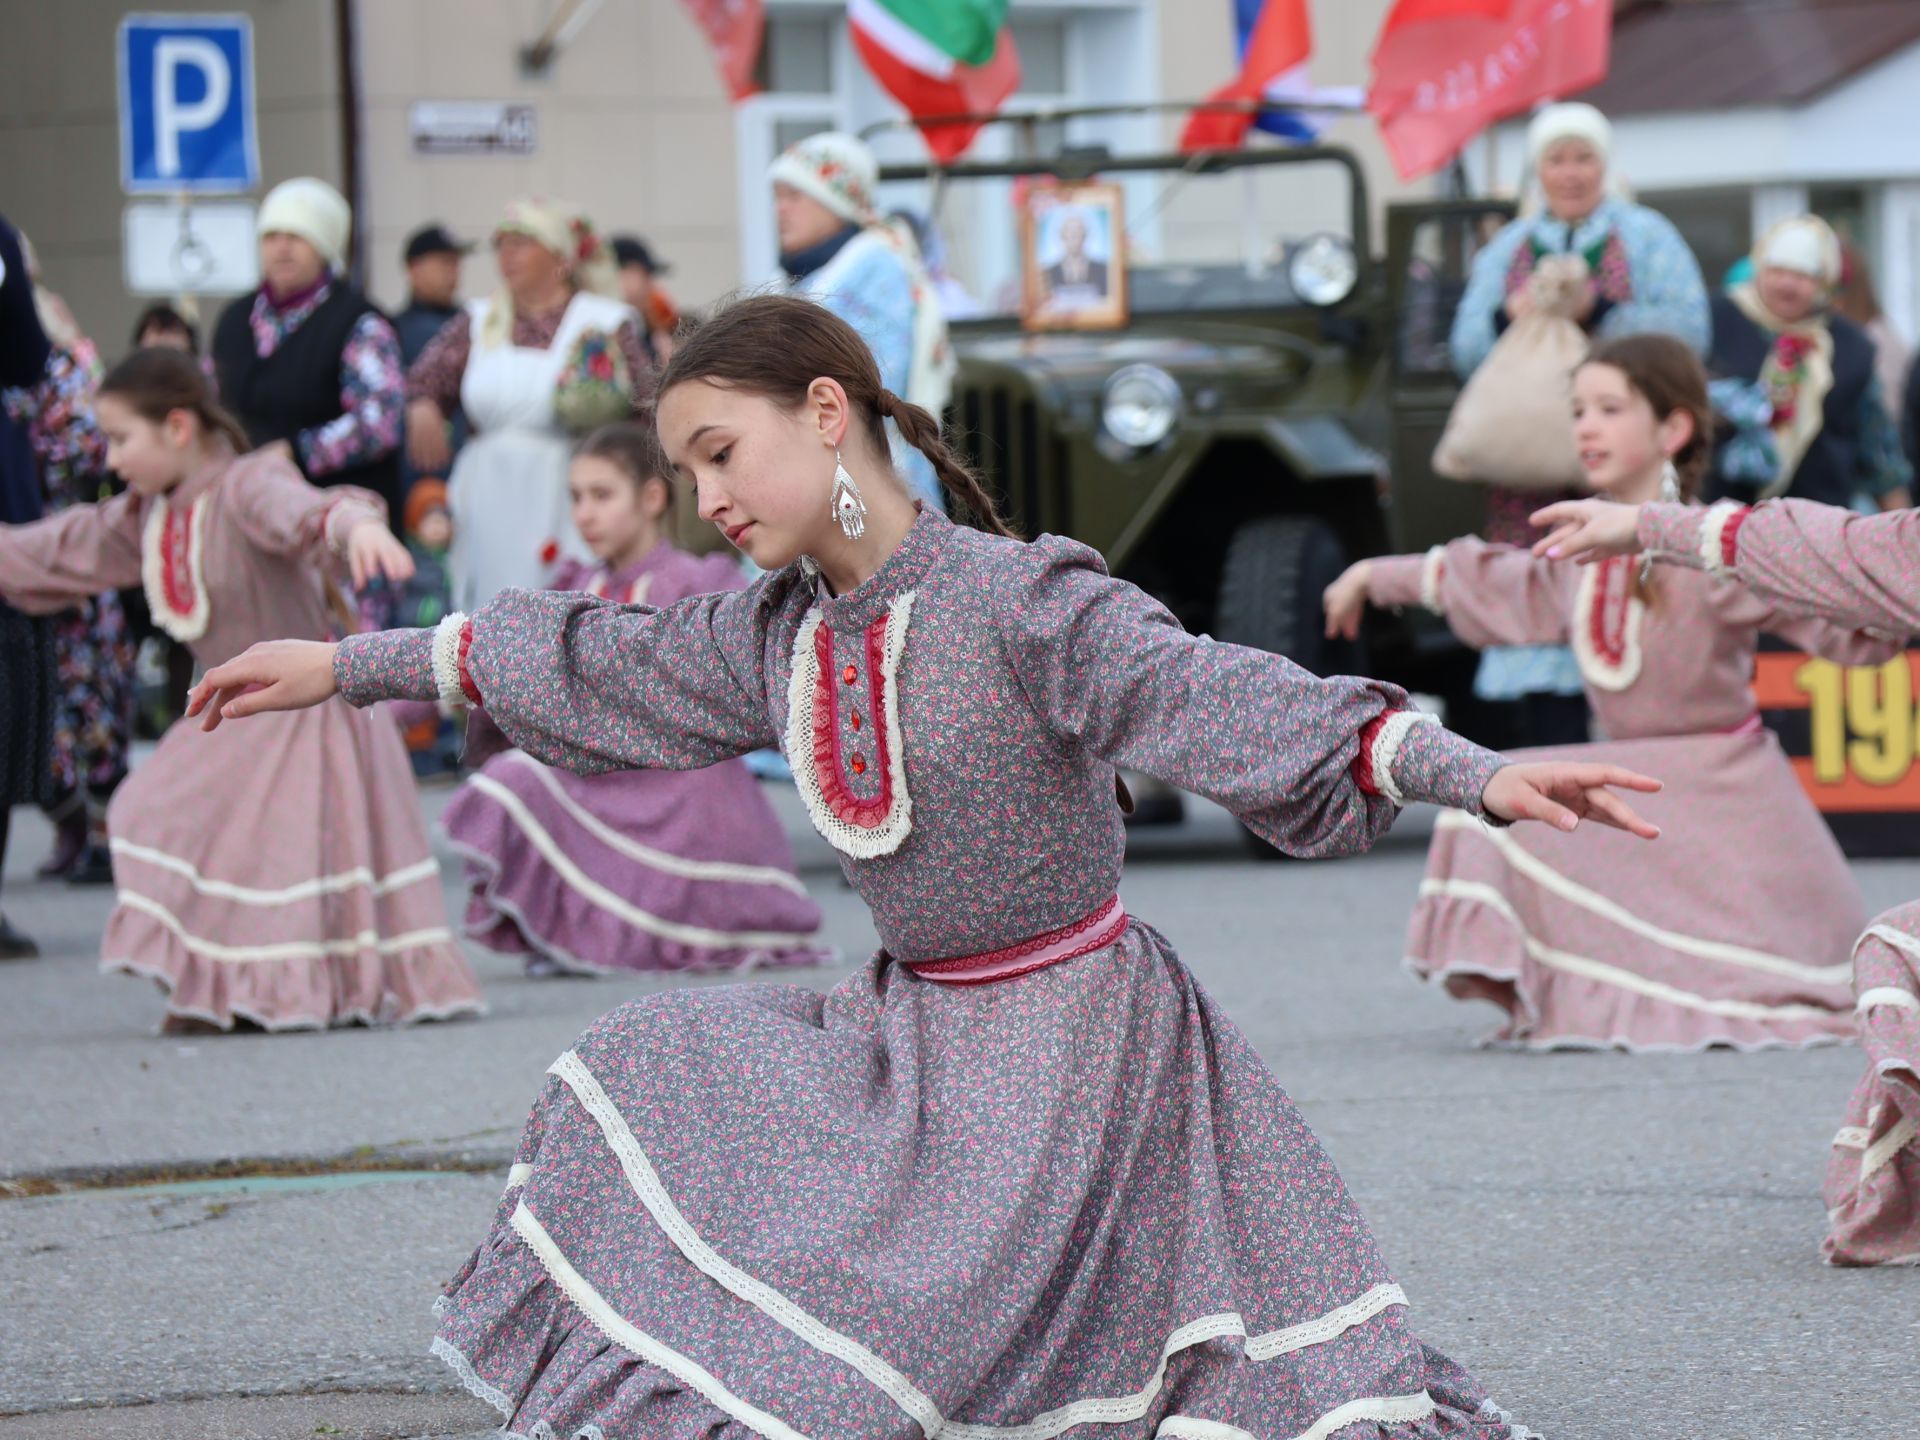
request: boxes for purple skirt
[431,923,1537,1439]
[442,750,832,975]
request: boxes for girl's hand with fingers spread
[1481,761,1663,838]
[187,640,341,732]
[346,519,416,590]
[1321,560,1373,641]
[1530,499,1644,564]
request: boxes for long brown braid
[657,294,1020,540]
[873,387,1019,539]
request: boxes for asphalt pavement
[1,779,1914,1440]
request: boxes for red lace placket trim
[158,501,199,618]
[1587,557,1633,669]
[809,616,894,829]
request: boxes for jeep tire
[1214,516,1359,860]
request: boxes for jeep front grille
[948,381,1063,535]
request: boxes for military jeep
[871,105,1516,737]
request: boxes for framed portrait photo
[1021,181,1127,331]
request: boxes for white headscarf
[257,178,352,271]
[1527,103,1612,170]
[480,196,620,348]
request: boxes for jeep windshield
[874,147,1363,322]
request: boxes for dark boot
[37,794,86,880]
[0,915,39,961]
[67,843,115,887]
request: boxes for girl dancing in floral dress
[1324,335,1897,1053]
[0,349,482,1032]
[1535,492,1918,1264]
[193,296,1659,1439]
[443,421,830,977]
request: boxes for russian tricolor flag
[1181,0,1364,151]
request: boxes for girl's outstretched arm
[998,533,1657,859]
[1535,497,1920,637]
[0,490,145,613]
[194,578,784,774]
[1325,538,1572,650]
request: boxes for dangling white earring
[830,451,868,541]
[1640,458,1682,585]
[1659,457,1682,503]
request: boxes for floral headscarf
[1731,216,1842,497]
[481,196,620,348]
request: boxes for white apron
[448,292,634,612]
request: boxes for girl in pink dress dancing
[443,421,830,976]
[1324,334,1899,1052]
[188,296,1661,1440]
[1535,492,1918,1261]
[0,348,482,1032]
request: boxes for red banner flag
[680,0,766,102]
[1368,0,1613,179]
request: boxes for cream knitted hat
[256,178,351,270]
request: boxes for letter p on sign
[119,16,259,194]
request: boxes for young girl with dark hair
[192,294,1659,1440]
[1535,479,1919,1263]
[441,420,830,976]
[0,348,482,1032]
[1325,333,1898,1053]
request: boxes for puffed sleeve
[1369,537,1573,649]
[0,489,146,612]
[1640,499,1920,636]
[994,534,1507,858]
[224,450,385,560]
[1448,218,1529,377]
[332,577,785,774]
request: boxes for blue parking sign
[119,14,259,194]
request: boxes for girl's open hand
[346,520,416,590]
[187,640,340,732]
[1321,560,1373,641]
[1530,499,1644,564]
[1482,761,1662,838]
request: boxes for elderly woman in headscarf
[1707,215,1913,512]
[1448,102,1710,748]
[770,131,954,511]
[212,178,407,522]
[406,198,652,611]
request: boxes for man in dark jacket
[392,224,472,502]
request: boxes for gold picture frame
[1021,181,1128,331]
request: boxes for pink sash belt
[902,896,1129,986]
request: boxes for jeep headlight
[1102,365,1183,450]
[1289,234,1358,308]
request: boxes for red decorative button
[849,711,862,731]
[850,755,867,775]
[842,665,858,685]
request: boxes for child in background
[1325,333,1898,1052]
[441,422,831,976]
[369,478,460,774]
[0,348,482,1032]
